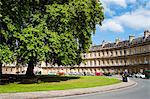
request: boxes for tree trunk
[0,62,2,84]
[25,60,35,77]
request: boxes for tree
[0,16,13,81]
[1,0,104,77]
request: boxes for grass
[0,76,121,93]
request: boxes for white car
[135,73,145,78]
[48,72,57,75]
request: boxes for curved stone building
[79,30,150,74]
[2,30,150,74]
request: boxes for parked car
[103,73,112,76]
[95,72,103,76]
[127,73,134,77]
[135,73,145,78]
[86,72,95,76]
[144,70,150,79]
[48,72,57,76]
[57,72,64,76]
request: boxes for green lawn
[0,76,121,93]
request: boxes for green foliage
[0,16,13,64]
[0,45,13,63]
[0,0,104,66]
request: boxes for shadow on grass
[0,74,80,85]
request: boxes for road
[57,78,150,99]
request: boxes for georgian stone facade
[80,31,150,74]
[2,30,150,74]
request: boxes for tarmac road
[58,78,150,99]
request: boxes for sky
[92,0,150,45]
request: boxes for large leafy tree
[0,0,104,77]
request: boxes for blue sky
[92,0,150,45]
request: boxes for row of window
[84,57,150,66]
[85,60,126,66]
[5,67,19,71]
[83,45,150,58]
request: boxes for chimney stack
[144,30,150,38]
[115,38,120,44]
[102,40,106,47]
[129,35,135,42]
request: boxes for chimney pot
[129,35,135,42]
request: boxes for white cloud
[99,8,150,33]
[116,8,150,30]
[100,20,124,32]
[102,0,127,8]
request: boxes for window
[99,52,101,56]
[116,60,118,64]
[139,47,142,53]
[103,60,105,65]
[144,57,148,64]
[107,60,109,64]
[94,60,96,66]
[124,50,126,55]
[120,60,122,64]
[124,59,127,65]
[134,48,136,54]
[120,50,122,56]
[111,60,114,64]
[11,68,13,71]
[102,51,104,56]
[143,47,146,52]
[129,49,132,54]
[90,61,92,66]
[94,53,96,57]
[83,54,86,58]
[99,60,101,65]
[116,51,118,56]
[90,53,92,57]
[107,51,109,55]
[134,59,137,64]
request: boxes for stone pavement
[0,77,137,99]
